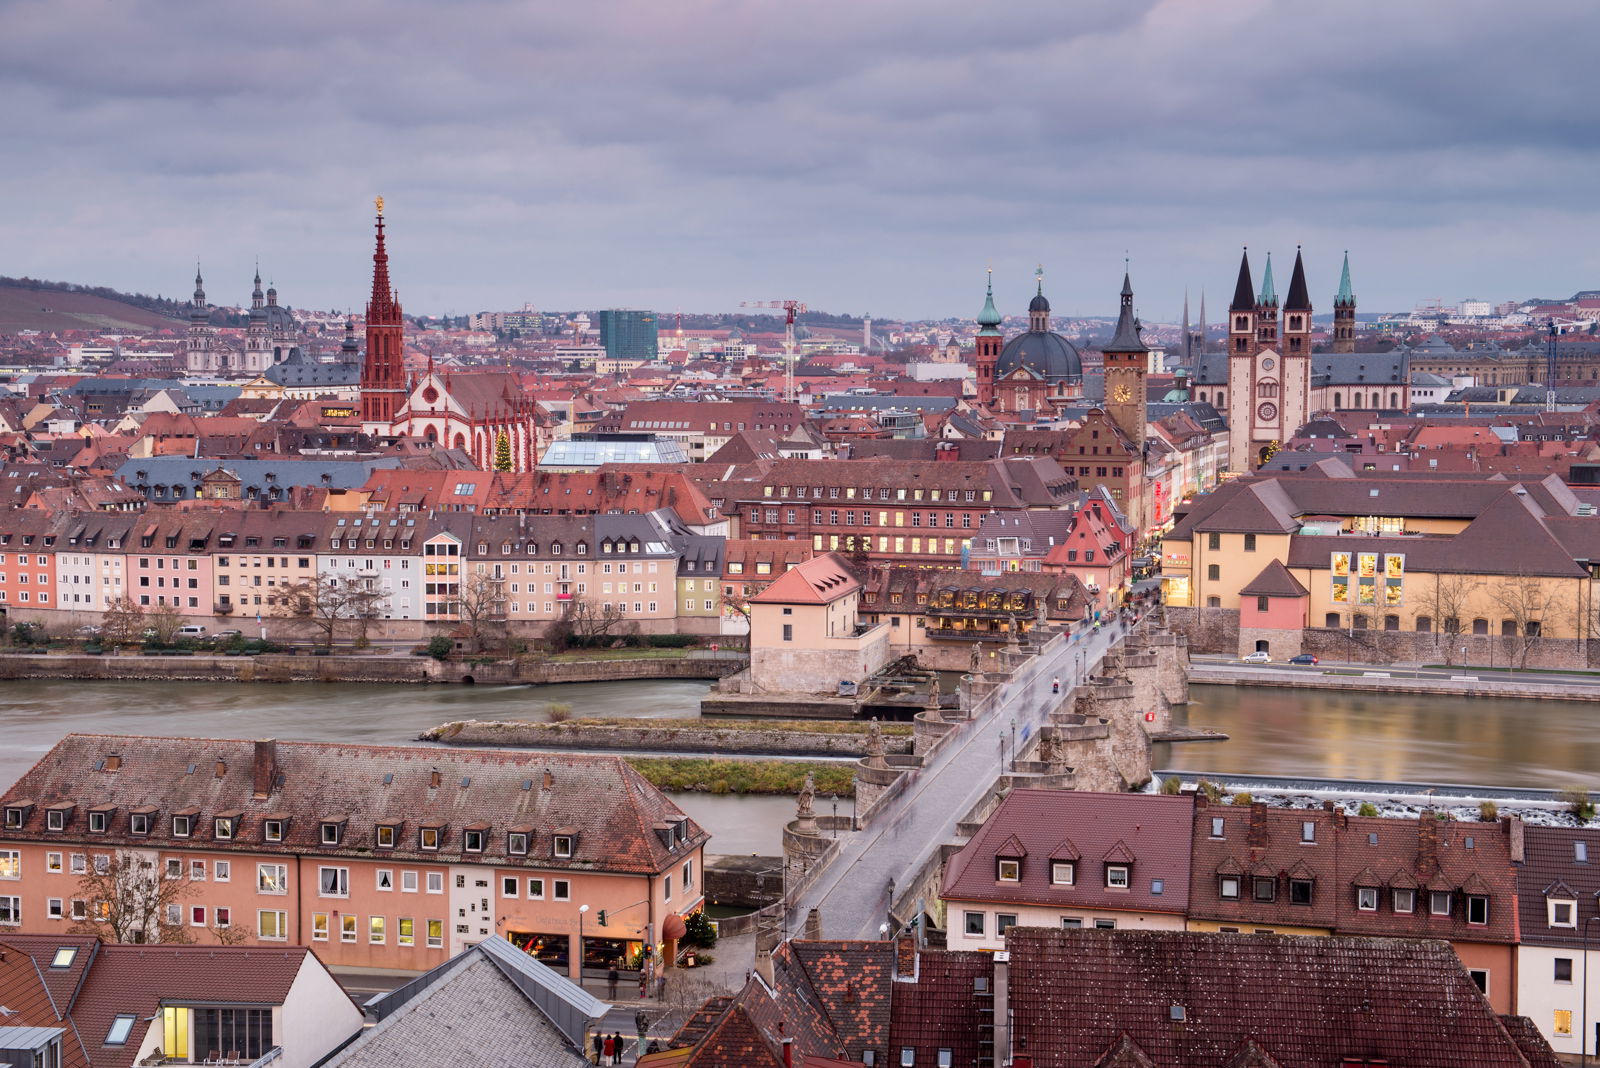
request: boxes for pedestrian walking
[602,1034,615,1064]
[607,964,619,999]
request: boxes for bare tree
[69,850,193,944]
[563,595,627,646]
[280,575,390,648]
[458,569,508,653]
[99,596,145,646]
[1491,574,1559,670]
[1415,573,1479,665]
[146,602,184,645]
[210,919,255,945]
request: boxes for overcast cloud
[2,0,1597,322]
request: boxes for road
[1189,653,1600,689]
[792,616,1136,939]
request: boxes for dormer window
[553,834,575,858]
[1549,898,1577,928]
[320,821,345,846]
[1219,876,1241,900]
[463,828,486,853]
[129,812,153,835]
[375,824,396,849]
[3,805,29,830]
[46,807,69,831]
[508,832,529,856]
[1466,894,1490,926]
[172,814,192,838]
[214,816,236,840]
[1105,865,1130,889]
[1357,887,1379,911]
[1051,862,1075,885]
[1289,877,1314,905]
[997,859,1021,882]
[263,819,285,842]
[1393,888,1416,914]
[87,809,111,834]
[1253,876,1277,902]
[419,826,442,851]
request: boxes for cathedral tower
[1254,252,1279,353]
[243,266,269,373]
[184,266,216,374]
[1282,247,1312,355]
[974,269,1003,408]
[1102,269,1149,447]
[360,197,407,430]
[1332,251,1356,353]
[1228,250,1256,356]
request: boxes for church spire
[977,268,1002,336]
[192,264,205,306]
[251,263,264,309]
[1284,246,1311,311]
[1105,269,1146,353]
[1336,251,1355,306]
[1257,252,1277,306]
[370,195,395,315]
[1230,248,1254,312]
[1181,288,1191,363]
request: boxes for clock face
[1113,384,1133,403]
[1261,357,1275,371]
[1258,402,1279,422]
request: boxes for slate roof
[884,950,992,1068]
[1,734,706,875]
[1004,928,1551,1067]
[327,946,596,1067]
[942,791,1194,915]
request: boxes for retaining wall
[420,719,915,757]
[1189,663,1600,701]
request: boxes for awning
[662,913,688,940]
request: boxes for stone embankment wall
[1189,662,1600,702]
[422,719,915,757]
[0,652,746,687]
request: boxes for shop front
[508,930,569,970]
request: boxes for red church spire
[361,196,407,428]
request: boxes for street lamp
[1582,913,1600,1067]
[1010,715,1017,772]
[830,795,838,839]
[578,904,590,986]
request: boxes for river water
[1161,684,1600,790]
[3,679,1596,858]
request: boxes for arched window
[1501,619,1517,637]
[1384,615,1400,631]
[1416,616,1433,633]
[1257,379,1279,398]
[1333,393,1343,409]
[1472,618,1488,635]
[453,433,467,450]
[1389,392,1399,408]
[1324,612,1340,628]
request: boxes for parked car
[76,625,101,636]
[177,624,208,637]
[1288,653,1320,665]
[1242,651,1272,664]
[212,629,242,640]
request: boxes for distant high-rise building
[597,309,658,362]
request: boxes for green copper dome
[978,271,1002,336]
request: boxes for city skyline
[3,0,1598,320]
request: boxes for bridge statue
[795,770,819,836]
[865,716,888,770]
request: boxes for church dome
[996,329,1083,384]
[1028,291,1051,313]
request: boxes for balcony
[213,602,234,615]
[926,627,1020,642]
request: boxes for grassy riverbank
[424,717,912,739]
[626,757,856,796]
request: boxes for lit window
[997,859,1020,882]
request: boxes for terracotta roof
[1237,560,1309,598]
[1,734,705,875]
[884,950,991,1067]
[1005,928,1549,1067]
[749,553,859,606]
[942,791,1193,914]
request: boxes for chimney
[1247,802,1269,851]
[214,759,227,779]
[804,908,822,941]
[993,951,1011,1068]
[781,1038,793,1068]
[429,769,442,789]
[1505,815,1525,863]
[894,934,918,980]
[1417,812,1440,878]
[252,739,277,799]
[104,754,121,772]
[543,768,554,791]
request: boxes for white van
[177,624,208,637]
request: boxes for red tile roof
[942,791,1193,915]
[749,553,859,606]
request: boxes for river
[1160,684,1600,789]
[3,678,1596,859]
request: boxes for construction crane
[740,299,807,403]
[1546,317,1560,413]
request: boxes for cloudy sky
[3,0,1597,322]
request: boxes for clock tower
[1102,269,1149,447]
